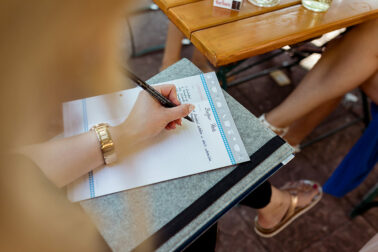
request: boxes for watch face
[92,123,117,165]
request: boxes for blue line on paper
[82,99,95,198]
[200,74,236,165]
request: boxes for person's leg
[185,181,273,251]
[272,71,377,146]
[266,19,378,129]
[361,72,378,105]
[185,180,320,246]
[161,22,185,71]
[161,22,214,73]
[183,223,218,252]
[284,96,342,146]
[240,181,272,208]
[240,181,319,229]
[191,47,214,73]
[256,183,318,229]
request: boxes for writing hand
[115,84,195,144]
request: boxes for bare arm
[19,85,194,187]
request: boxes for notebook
[63,72,249,202]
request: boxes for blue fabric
[323,103,378,197]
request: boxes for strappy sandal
[254,180,322,238]
[259,114,289,136]
[258,114,301,153]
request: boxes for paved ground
[126,6,377,252]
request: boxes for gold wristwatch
[91,123,117,165]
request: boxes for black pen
[124,69,194,123]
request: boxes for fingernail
[189,104,195,113]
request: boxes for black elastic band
[133,136,285,252]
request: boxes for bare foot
[257,182,320,229]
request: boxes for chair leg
[216,67,229,90]
[360,90,371,129]
[350,183,378,218]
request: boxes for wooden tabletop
[155,0,378,66]
[154,0,200,12]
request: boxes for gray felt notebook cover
[80,58,294,252]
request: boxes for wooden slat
[168,0,300,38]
[154,0,201,13]
[191,0,378,66]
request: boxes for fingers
[165,118,182,131]
[165,121,177,130]
[148,85,195,131]
[155,84,181,106]
[175,118,182,126]
[168,89,181,106]
[164,104,195,123]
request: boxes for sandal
[291,144,301,153]
[259,114,301,153]
[259,114,289,137]
[254,180,322,238]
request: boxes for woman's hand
[18,84,194,187]
[114,84,194,144]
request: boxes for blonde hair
[0,1,132,251]
[0,0,129,146]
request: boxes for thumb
[164,104,195,122]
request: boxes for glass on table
[248,0,280,7]
[302,0,332,12]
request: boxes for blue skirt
[323,103,378,197]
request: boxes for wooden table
[155,0,378,66]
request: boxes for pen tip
[185,115,194,123]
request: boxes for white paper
[63,72,249,202]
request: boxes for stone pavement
[126,6,377,251]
